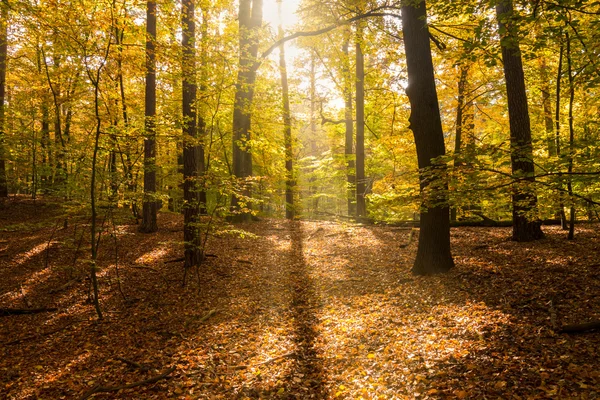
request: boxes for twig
[560,321,600,334]
[114,356,151,371]
[44,219,62,269]
[78,367,176,400]
[49,276,84,294]
[20,285,32,308]
[198,309,217,323]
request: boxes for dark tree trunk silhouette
[342,39,355,217]
[402,0,454,275]
[539,57,556,157]
[355,25,366,219]
[553,42,568,229]
[230,0,262,221]
[565,31,575,240]
[140,0,158,233]
[496,0,544,241]
[0,0,8,197]
[182,0,202,271]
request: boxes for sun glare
[263,0,300,31]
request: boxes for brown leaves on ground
[0,198,599,399]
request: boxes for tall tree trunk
[355,24,366,219]
[278,12,294,220]
[451,63,469,222]
[401,0,454,275]
[309,53,318,214]
[565,31,575,240]
[496,0,544,241]
[230,0,262,221]
[140,0,159,233]
[554,42,568,229]
[182,0,202,273]
[0,0,7,197]
[197,9,208,215]
[115,26,138,217]
[539,57,556,157]
[342,38,355,217]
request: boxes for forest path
[1,202,599,399]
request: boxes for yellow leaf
[367,353,376,359]
[277,388,285,395]
[455,390,468,399]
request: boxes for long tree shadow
[280,221,327,398]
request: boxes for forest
[0,0,599,398]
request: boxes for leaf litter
[0,198,599,399]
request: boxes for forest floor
[1,197,599,400]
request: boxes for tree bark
[355,24,366,219]
[554,42,568,229]
[0,0,8,197]
[539,57,556,157]
[342,39,355,217]
[451,64,469,222]
[401,0,454,275]
[140,0,159,233]
[230,0,262,221]
[182,0,202,270]
[565,31,575,240]
[496,0,544,241]
[278,17,294,220]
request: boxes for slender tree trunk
[451,63,469,222]
[197,9,208,215]
[278,14,294,220]
[182,0,202,272]
[309,53,318,213]
[140,0,158,233]
[539,58,556,156]
[0,0,7,197]
[554,43,568,229]
[496,0,544,241]
[115,26,138,217]
[343,39,355,217]
[355,24,366,219]
[230,0,262,220]
[565,31,575,240]
[401,0,454,275]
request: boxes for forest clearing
[1,198,599,399]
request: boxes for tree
[342,37,356,217]
[230,0,263,220]
[182,0,202,271]
[355,22,366,219]
[496,0,544,241]
[0,0,8,197]
[401,0,454,275]
[140,0,159,233]
[278,1,294,220]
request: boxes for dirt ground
[1,197,599,399]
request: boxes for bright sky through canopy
[263,0,300,31]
